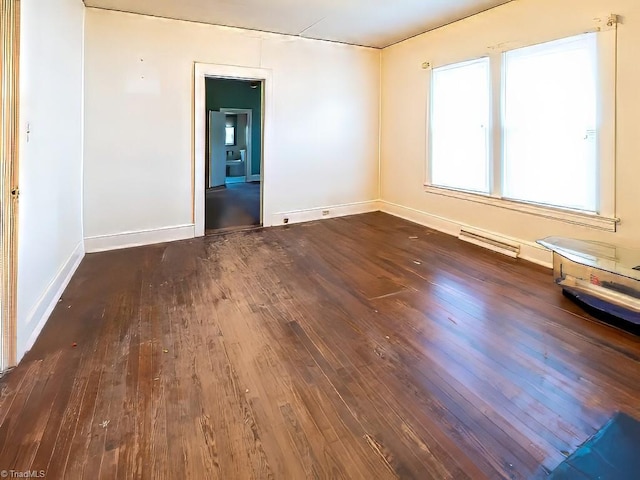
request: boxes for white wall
[381,0,640,263]
[18,0,85,359]
[83,9,381,247]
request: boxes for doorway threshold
[205,225,263,237]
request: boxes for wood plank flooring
[1,212,640,479]
[205,182,261,233]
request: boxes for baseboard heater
[458,228,520,258]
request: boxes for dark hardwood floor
[1,212,640,479]
[205,181,260,233]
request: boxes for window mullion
[597,27,617,218]
[490,53,503,197]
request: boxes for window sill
[423,184,619,232]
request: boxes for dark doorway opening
[205,78,262,233]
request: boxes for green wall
[205,78,262,176]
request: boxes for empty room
[1,0,640,478]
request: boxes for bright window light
[430,58,491,193]
[225,126,235,146]
[503,34,598,212]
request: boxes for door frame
[219,108,255,182]
[0,0,20,370]
[193,63,272,237]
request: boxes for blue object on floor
[549,412,640,479]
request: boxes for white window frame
[424,21,619,232]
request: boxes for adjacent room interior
[1,0,640,478]
[205,77,262,233]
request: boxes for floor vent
[458,229,520,258]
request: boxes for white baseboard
[514,241,552,268]
[22,241,85,358]
[269,200,380,227]
[379,200,552,268]
[247,174,261,182]
[84,224,195,253]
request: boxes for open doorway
[194,63,271,237]
[204,78,262,233]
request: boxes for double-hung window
[430,58,491,194]
[503,34,597,212]
[426,25,617,230]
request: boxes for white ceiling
[83,0,513,49]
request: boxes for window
[225,114,237,146]
[225,126,235,146]
[426,28,616,229]
[430,58,491,193]
[503,34,597,212]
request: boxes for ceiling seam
[82,1,517,50]
[83,6,381,50]
[382,0,515,49]
[297,16,328,36]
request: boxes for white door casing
[194,63,272,237]
[0,0,20,370]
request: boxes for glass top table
[537,236,640,283]
[538,236,640,325]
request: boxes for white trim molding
[194,63,273,237]
[270,200,380,227]
[21,241,85,359]
[380,200,553,268]
[423,185,619,232]
[84,224,195,253]
[1,0,21,370]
